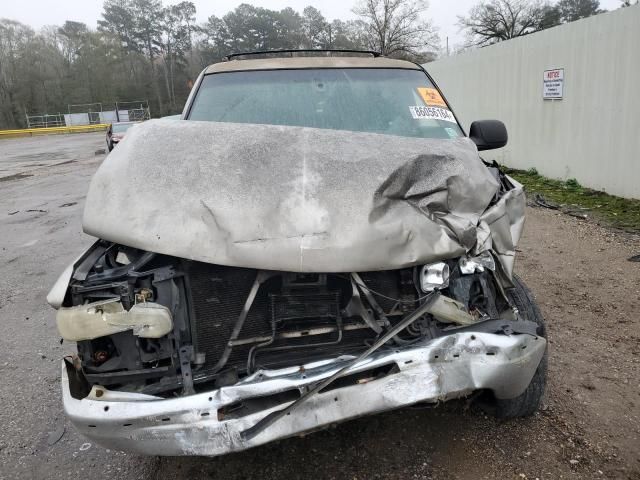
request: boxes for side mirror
[469,120,508,151]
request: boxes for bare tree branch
[353,0,439,60]
[459,0,560,47]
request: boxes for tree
[199,4,306,60]
[276,7,304,48]
[99,0,166,113]
[0,20,35,127]
[557,0,604,22]
[200,15,232,62]
[98,0,137,52]
[353,0,439,58]
[131,0,164,58]
[539,3,563,28]
[459,0,560,47]
[223,4,302,51]
[160,1,195,110]
[57,21,89,63]
[302,6,330,49]
[327,19,368,49]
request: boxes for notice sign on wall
[543,68,564,99]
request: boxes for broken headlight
[419,262,450,292]
[56,299,173,341]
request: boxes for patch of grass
[565,178,581,188]
[503,167,640,233]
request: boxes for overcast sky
[1,0,623,50]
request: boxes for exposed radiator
[186,262,415,375]
[187,262,269,372]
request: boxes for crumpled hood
[83,119,524,273]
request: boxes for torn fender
[83,120,524,274]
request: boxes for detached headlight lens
[56,299,173,341]
[419,262,450,292]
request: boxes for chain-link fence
[114,101,151,122]
[66,103,103,126]
[24,113,66,128]
[25,100,151,128]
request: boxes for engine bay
[58,241,515,399]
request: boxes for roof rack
[223,49,382,61]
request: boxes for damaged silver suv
[48,50,547,456]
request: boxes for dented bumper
[63,331,545,457]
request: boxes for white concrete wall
[425,7,640,199]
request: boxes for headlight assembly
[419,262,450,292]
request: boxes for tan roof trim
[204,56,422,74]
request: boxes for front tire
[486,275,548,418]
[107,140,113,152]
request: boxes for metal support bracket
[179,344,195,395]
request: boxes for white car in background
[105,121,136,151]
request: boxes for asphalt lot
[0,133,638,480]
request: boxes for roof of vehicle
[204,55,422,75]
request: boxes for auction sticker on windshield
[409,106,456,123]
[417,87,447,107]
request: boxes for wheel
[107,140,113,152]
[484,274,548,418]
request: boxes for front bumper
[62,331,546,456]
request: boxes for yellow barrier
[0,124,108,138]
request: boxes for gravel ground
[0,133,638,480]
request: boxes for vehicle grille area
[185,262,418,378]
[67,242,420,397]
[187,263,269,373]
